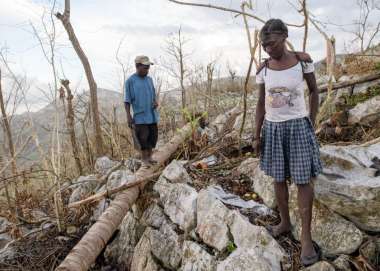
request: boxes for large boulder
[196,189,231,251]
[196,189,285,269]
[304,261,336,271]
[140,203,166,229]
[131,227,163,271]
[237,158,276,208]
[154,175,197,232]
[289,184,363,256]
[104,211,145,268]
[69,175,98,204]
[348,95,380,125]
[317,144,380,232]
[161,160,192,184]
[149,221,183,270]
[94,156,118,175]
[180,241,217,271]
[216,248,280,271]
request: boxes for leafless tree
[352,0,380,53]
[0,68,14,211]
[60,79,83,175]
[56,0,105,157]
[163,26,191,111]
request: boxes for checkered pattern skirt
[260,117,323,184]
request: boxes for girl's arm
[304,72,319,127]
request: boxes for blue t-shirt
[124,73,159,124]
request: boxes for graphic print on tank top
[266,86,300,108]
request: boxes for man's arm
[124,102,133,128]
[124,79,134,128]
[254,84,266,156]
[304,72,319,127]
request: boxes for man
[254,19,322,266]
[124,55,159,166]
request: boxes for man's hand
[253,138,261,158]
[152,101,159,109]
[127,116,134,128]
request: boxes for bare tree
[239,1,260,149]
[56,0,105,157]
[0,68,14,211]
[60,79,83,175]
[163,26,191,112]
[205,61,216,110]
[352,0,380,53]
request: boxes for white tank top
[256,61,314,122]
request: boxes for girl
[254,19,323,267]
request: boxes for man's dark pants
[134,123,158,150]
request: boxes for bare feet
[301,240,320,266]
[267,222,292,238]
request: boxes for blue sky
[0,0,379,110]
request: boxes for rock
[94,156,118,175]
[0,244,15,264]
[352,78,380,95]
[0,217,10,232]
[360,238,379,267]
[149,221,183,270]
[210,107,241,137]
[105,211,145,268]
[154,176,197,232]
[196,189,285,270]
[216,248,280,271]
[348,95,380,125]
[0,233,11,250]
[338,75,351,82]
[316,144,380,232]
[289,184,363,256]
[227,210,285,263]
[161,160,192,184]
[69,175,98,204]
[237,158,276,208]
[131,227,163,271]
[304,261,335,271]
[106,169,135,189]
[332,255,351,271]
[180,241,217,271]
[140,203,166,229]
[196,189,231,251]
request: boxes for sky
[0,0,379,111]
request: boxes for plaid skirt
[260,117,323,184]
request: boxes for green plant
[226,241,237,253]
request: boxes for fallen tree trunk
[319,72,380,93]
[56,123,193,271]
[68,171,162,208]
[56,106,242,270]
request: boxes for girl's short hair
[260,19,288,40]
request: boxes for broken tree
[56,0,105,157]
[55,123,194,271]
